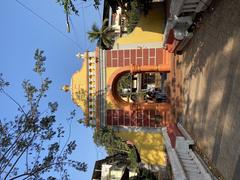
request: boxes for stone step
[177,152,193,159]
[182,161,198,168]
[183,166,201,173]
[187,173,205,177]
[179,157,193,161]
[184,0,200,4]
[188,174,206,180]
[183,2,199,6]
[181,159,196,164]
[187,171,203,176]
[181,8,197,13]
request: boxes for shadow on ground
[179,0,240,179]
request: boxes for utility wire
[75,1,92,7]
[15,0,81,49]
[69,17,81,48]
[97,8,102,21]
[80,3,94,9]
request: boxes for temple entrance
[104,47,172,128]
[117,72,168,104]
[106,69,171,128]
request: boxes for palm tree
[88,19,115,49]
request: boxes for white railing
[162,128,187,180]
[177,123,194,145]
[170,0,212,16]
[162,127,213,180]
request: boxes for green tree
[126,0,140,33]
[88,19,115,49]
[0,49,87,180]
[93,128,157,179]
[93,127,139,171]
[56,0,101,32]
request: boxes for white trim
[117,50,119,67]
[177,123,194,145]
[110,50,112,67]
[123,49,125,67]
[162,128,187,180]
[148,48,150,66]
[154,48,156,65]
[130,49,132,65]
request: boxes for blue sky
[0,0,106,179]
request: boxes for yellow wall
[106,67,121,109]
[106,67,119,86]
[71,67,88,112]
[71,56,96,112]
[101,4,167,167]
[115,3,165,46]
[117,131,166,166]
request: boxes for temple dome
[65,53,89,112]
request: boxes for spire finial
[76,52,85,59]
[62,85,70,92]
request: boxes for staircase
[175,137,212,180]
[171,0,212,16]
[162,127,214,180]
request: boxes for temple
[64,1,214,179]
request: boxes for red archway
[107,65,170,111]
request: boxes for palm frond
[87,32,100,42]
[91,23,100,32]
[88,18,115,49]
[102,36,113,48]
[102,18,109,27]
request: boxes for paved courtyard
[178,0,240,179]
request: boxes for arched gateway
[63,48,175,169]
[62,1,179,171]
[63,1,215,178]
[105,48,172,128]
